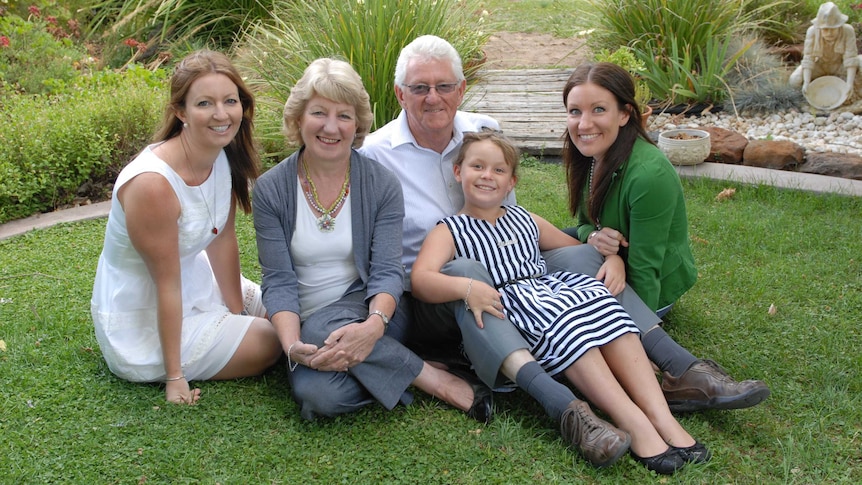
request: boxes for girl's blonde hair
[455,130,520,179]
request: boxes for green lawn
[2,163,860,483]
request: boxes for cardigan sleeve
[253,156,302,318]
[359,153,405,304]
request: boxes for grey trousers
[409,244,662,388]
[289,291,424,420]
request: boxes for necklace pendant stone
[317,214,335,232]
[212,227,218,235]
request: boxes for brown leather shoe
[559,400,631,468]
[662,359,771,412]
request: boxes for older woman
[253,58,491,422]
[91,50,282,405]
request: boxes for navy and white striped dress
[441,205,639,376]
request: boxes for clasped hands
[287,319,382,372]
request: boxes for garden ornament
[789,2,861,109]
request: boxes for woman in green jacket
[562,62,696,316]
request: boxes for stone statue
[789,2,861,104]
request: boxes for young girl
[411,131,710,475]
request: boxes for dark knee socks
[515,361,575,422]
[641,326,698,377]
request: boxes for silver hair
[394,35,465,86]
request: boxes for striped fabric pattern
[442,206,639,376]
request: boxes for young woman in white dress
[91,50,282,404]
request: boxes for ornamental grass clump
[584,0,788,106]
[237,0,489,159]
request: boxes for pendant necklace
[182,138,218,235]
[301,155,350,233]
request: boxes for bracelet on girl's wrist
[164,375,186,382]
[464,278,473,311]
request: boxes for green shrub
[237,0,490,160]
[0,66,166,223]
[85,0,276,68]
[593,46,652,108]
[584,0,788,106]
[0,5,92,95]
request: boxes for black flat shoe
[631,446,687,475]
[673,441,711,464]
[447,368,493,424]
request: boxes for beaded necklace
[301,156,350,232]
[588,159,601,230]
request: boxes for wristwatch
[368,310,389,327]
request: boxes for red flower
[28,5,41,17]
[46,16,57,25]
[853,3,862,9]
[0,36,9,48]
[124,38,140,48]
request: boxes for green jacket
[575,137,696,311]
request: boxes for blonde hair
[455,130,521,179]
[283,58,373,148]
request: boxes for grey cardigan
[253,149,405,318]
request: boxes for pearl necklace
[301,156,350,232]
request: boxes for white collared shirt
[360,110,515,285]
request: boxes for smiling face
[454,139,517,211]
[395,57,466,147]
[178,73,243,151]
[565,81,630,164]
[299,94,357,164]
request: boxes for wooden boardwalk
[462,68,574,157]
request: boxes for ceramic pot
[658,129,710,166]
[640,105,653,130]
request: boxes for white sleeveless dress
[441,206,640,376]
[91,144,259,382]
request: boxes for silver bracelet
[464,278,473,311]
[287,342,298,372]
[164,375,186,382]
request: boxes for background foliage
[0,66,165,223]
[236,0,489,159]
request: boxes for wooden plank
[460,68,572,156]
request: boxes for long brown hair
[561,62,653,223]
[153,49,259,213]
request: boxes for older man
[360,35,768,467]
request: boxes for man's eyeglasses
[402,83,459,96]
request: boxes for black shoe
[673,441,711,464]
[631,446,687,475]
[447,368,493,424]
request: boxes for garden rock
[800,152,862,180]
[704,126,747,164]
[743,140,804,170]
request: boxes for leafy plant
[237,0,490,159]
[85,0,276,67]
[593,46,652,108]
[0,5,91,95]
[638,35,754,106]
[0,66,165,223]
[584,0,789,106]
